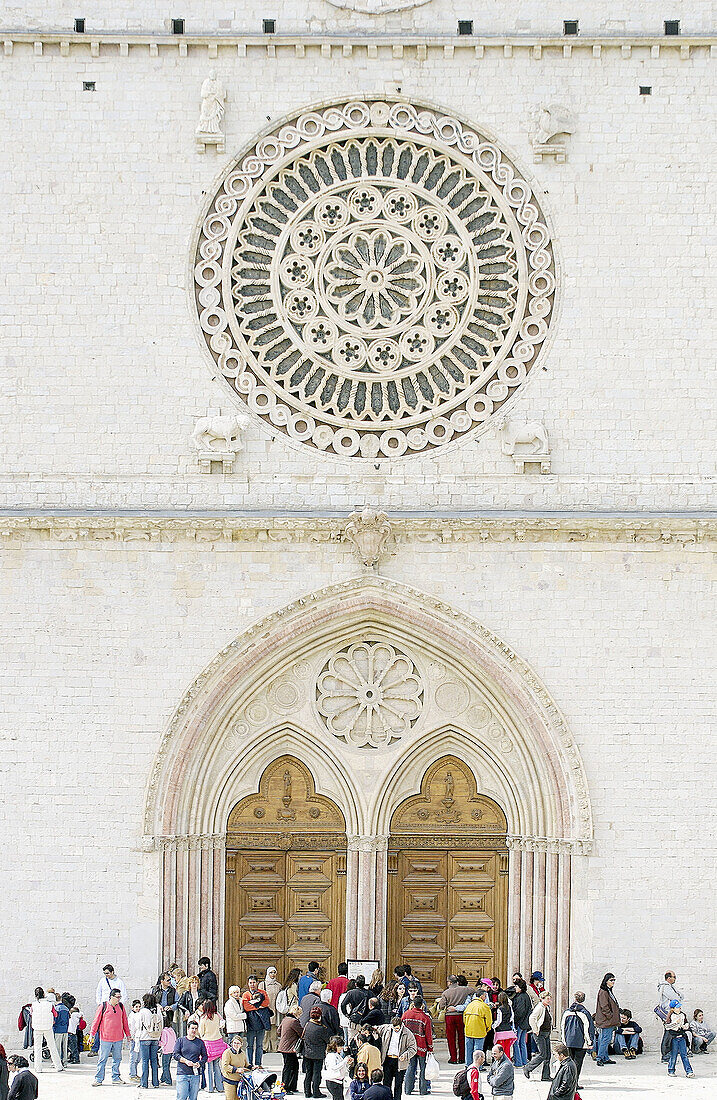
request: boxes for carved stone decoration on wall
[196,70,226,153]
[344,506,393,567]
[326,0,432,13]
[226,756,346,834]
[316,639,424,747]
[191,96,557,459]
[530,104,575,163]
[500,417,551,473]
[192,408,248,473]
[391,756,508,831]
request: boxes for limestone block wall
[0,16,715,509]
[0,535,715,1039]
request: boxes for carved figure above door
[390,756,508,832]
[227,756,345,835]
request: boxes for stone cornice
[0,512,713,549]
[1,32,715,60]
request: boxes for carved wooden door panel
[389,851,449,999]
[446,850,506,985]
[224,757,347,988]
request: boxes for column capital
[507,834,593,855]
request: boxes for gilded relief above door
[388,757,508,998]
[225,758,346,985]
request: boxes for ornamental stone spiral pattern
[192,97,557,459]
[316,640,423,748]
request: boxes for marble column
[347,835,388,963]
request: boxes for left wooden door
[225,847,345,986]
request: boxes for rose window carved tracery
[192,98,557,459]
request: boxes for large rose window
[192,97,557,459]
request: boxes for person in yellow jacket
[220,1035,248,1099]
[463,993,494,1067]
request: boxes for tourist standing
[7,1056,37,1100]
[95,965,128,1007]
[594,973,620,1066]
[560,992,594,1083]
[242,976,271,1068]
[67,1005,83,1065]
[493,993,516,1060]
[264,967,282,1052]
[657,971,683,1063]
[277,969,301,1022]
[127,999,142,1082]
[523,990,553,1082]
[401,996,433,1096]
[462,992,493,1067]
[324,1035,353,1100]
[220,1035,248,1100]
[0,1043,8,1100]
[52,997,70,1066]
[467,1050,484,1100]
[198,958,219,1004]
[278,1007,303,1094]
[510,979,532,1068]
[320,988,341,1033]
[30,988,63,1073]
[363,1068,393,1100]
[301,982,324,1027]
[665,1002,694,1078]
[547,1045,577,1100]
[438,976,466,1064]
[486,1044,514,1097]
[298,963,322,1003]
[137,991,164,1090]
[528,973,544,1005]
[160,1011,177,1085]
[179,975,204,1025]
[225,986,247,1044]
[198,1000,227,1093]
[303,1006,332,1099]
[90,987,131,1086]
[172,1018,208,1100]
[326,963,350,1009]
[153,972,178,1023]
[378,1016,417,1100]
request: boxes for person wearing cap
[528,972,544,1006]
[224,987,247,1045]
[438,976,466,1064]
[665,1001,694,1077]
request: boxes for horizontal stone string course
[1,34,715,60]
[0,514,713,547]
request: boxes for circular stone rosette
[191,97,557,460]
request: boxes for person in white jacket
[30,987,64,1073]
[96,964,128,1006]
[324,1036,353,1100]
[225,986,247,1042]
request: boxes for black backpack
[453,1068,470,1097]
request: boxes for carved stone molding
[344,507,393,568]
[1,514,713,549]
[348,834,390,853]
[506,833,593,855]
[152,833,225,852]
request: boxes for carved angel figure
[197,70,226,135]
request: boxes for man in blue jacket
[298,961,321,1002]
[560,992,595,1085]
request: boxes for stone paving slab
[9,1048,716,1099]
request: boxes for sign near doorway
[348,960,380,983]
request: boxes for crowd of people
[4,959,712,1098]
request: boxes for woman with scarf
[263,967,282,1052]
[594,973,620,1066]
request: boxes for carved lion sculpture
[501,418,549,456]
[192,412,247,453]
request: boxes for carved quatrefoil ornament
[191,96,557,459]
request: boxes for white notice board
[347,960,380,984]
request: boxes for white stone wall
[1,538,715,1039]
[0,0,715,1050]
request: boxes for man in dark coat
[198,956,219,1003]
[7,1056,38,1100]
[547,1045,578,1100]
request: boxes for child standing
[160,1011,178,1085]
[665,1001,695,1078]
[67,1006,82,1064]
[128,999,143,1083]
[324,1035,353,1100]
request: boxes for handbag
[654,1004,669,1023]
[293,1037,304,1056]
[430,1000,446,1024]
[425,1053,440,1081]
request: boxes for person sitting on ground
[690,1009,715,1054]
[7,1055,38,1100]
[665,1002,694,1078]
[547,1044,577,1100]
[615,1009,642,1059]
[487,1044,514,1097]
[363,1068,393,1100]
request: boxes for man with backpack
[560,992,594,1084]
[89,988,131,1086]
[341,976,369,1039]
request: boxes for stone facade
[1,0,715,1045]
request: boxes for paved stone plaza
[9,1046,716,1099]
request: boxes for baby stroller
[239,1068,286,1100]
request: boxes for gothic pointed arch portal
[145,576,593,1008]
[225,757,347,984]
[388,756,508,997]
